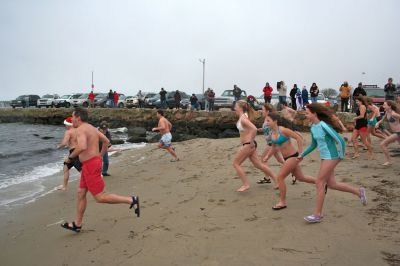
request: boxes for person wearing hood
[302,86,309,107]
[289,84,298,110]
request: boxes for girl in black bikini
[263,112,316,210]
[376,100,400,166]
[351,96,373,159]
[233,100,277,192]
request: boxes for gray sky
[0,0,399,100]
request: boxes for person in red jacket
[263,82,273,103]
[113,91,119,108]
[88,90,95,108]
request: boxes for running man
[152,109,179,162]
[61,108,140,233]
[56,116,81,191]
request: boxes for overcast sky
[0,0,399,100]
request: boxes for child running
[263,112,316,210]
[233,100,277,192]
[375,100,400,166]
[351,96,373,159]
[298,103,367,223]
[257,103,284,186]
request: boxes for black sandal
[257,177,271,184]
[61,221,82,233]
[291,175,297,185]
[130,196,140,217]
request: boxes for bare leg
[94,193,133,204]
[370,127,386,139]
[249,150,277,184]
[58,165,69,191]
[326,166,359,196]
[166,147,178,159]
[274,158,299,207]
[75,188,88,226]
[233,145,253,192]
[380,134,400,165]
[291,164,315,184]
[360,131,373,159]
[351,130,360,158]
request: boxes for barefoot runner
[152,109,179,162]
[56,116,81,191]
[233,100,276,192]
[298,103,367,223]
[61,108,140,233]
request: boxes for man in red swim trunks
[61,107,140,233]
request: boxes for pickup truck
[214,90,247,110]
[37,94,60,108]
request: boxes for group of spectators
[88,89,120,108]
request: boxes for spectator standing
[113,91,119,108]
[384,77,396,101]
[190,94,198,110]
[208,89,215,111]
[233,85,242,106]
[339,81,352,112]
[278,81,287,104]
[108,89,114,108]
[88,90,95,108]
[159,88,167,109]
[204,88,211,111]
[174,90,181,109]
[295,86,303,111]
[302,86,309,107]
[289,84,298,110]
[262,82,273,103]
[137,90,144,108]
[98,121,112,176]
[352,82,367,113]
[310,83,319,103]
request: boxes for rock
[126,136,147,143]
[111,139,125,145]
[218,129,239,138]
[146,132,160,143]
[127,127,146,137]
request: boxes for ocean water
[0,123,145,209]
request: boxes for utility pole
[91,71,94,90]
[199,59,205,94]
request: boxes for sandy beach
[0,133,399,266]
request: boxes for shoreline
[0,135,399,265]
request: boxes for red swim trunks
[80,156,105,196]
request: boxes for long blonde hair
[236,100,257,121]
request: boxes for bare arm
[57,131,71,149]
[152,120,167,132]
[391,111,400,120]
[354,106,366,120]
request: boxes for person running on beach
[298,103,367,223]
[262,112,316,210]
[257,103,284,186]
[351,96,373,159]
[56,116,81,191]
[375,100,400,166]
[233,100,276,192]
[61,108,140,233]
[365,97,386,142]
[152,109,179,162]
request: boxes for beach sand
[0,134,399,266]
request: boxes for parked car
[11,95,40,108]
[54,94,73,108]
[71,93,94,108]
[364,86,385,115]
[145,94,160,108]
[257,93,280,106]
[125,92,157,108]
[93,93,108,108]
[37,94,60,108]
[180,94,206,110]
[154,91,190,109]
[214,90,247,110]
[67,93,83,107]
[117,95,129,108]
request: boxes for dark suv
[11,95,40,108]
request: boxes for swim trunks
[160,133,172,148]
[79,156,105,196]
[64,149,82,172]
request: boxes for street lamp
[199,59,205,94]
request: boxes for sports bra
[270,129,290,145]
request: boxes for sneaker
[304,214,323,223]
[359,187,367,206]
[170,158,180,162]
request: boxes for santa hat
[64,116,73,126]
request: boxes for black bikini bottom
[284,152,299,161]
[242,140,257,148]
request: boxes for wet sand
[0,134,399,266]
